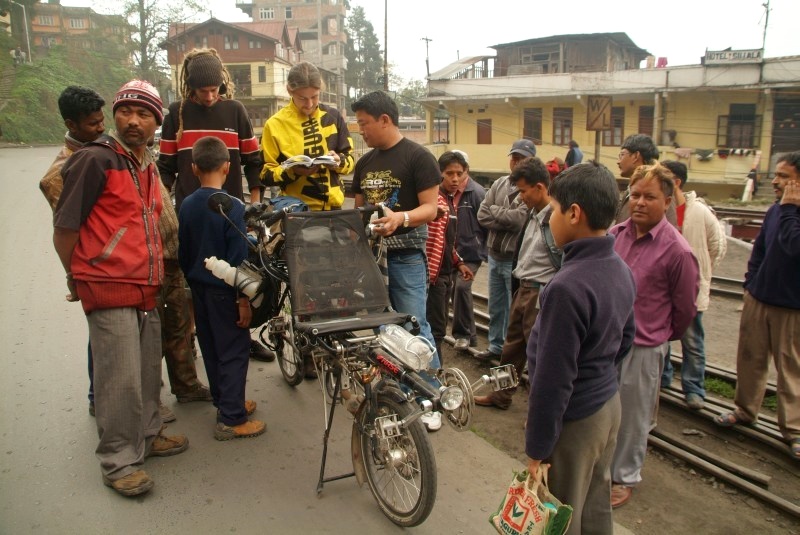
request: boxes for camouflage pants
[160,260,203,396]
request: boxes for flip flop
[713,411,754,428]
[791,438,800,461]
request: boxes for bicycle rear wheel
[274,283,303,386]
[358,395,437,527]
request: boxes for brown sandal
[713,411,754,428]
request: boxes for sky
[65,0,799,84]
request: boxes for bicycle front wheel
[274,283,303,386]
[358,395,437,527]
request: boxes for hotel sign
[705,49,763,65]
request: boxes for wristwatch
[403,212,410,228]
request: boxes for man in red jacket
[53,80,188,497]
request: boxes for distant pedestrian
[714,151,800,461]
[565,140,583,167]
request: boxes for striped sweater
[426,191,460,283]
[157,98,263,211]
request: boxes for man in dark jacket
[715,151,800,461]
[444,150,487,351]
[475,140,532,360]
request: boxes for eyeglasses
[618,150,633,159]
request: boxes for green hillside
[1,34,133,144]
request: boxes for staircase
[0,64,16,113]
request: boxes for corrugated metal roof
[428,55,494,80]
[490,32,649,56]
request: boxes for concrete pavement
[0,146,634,534]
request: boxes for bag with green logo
[489,465,572,535]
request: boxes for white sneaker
[420,411,442,432]
[453,338,469,351]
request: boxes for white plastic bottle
[378,324,434,371]
[204,256,263,307]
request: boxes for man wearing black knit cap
[54,80,189,497]
[157,48,264,211]
[157,48,273,362]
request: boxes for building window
[195,36,208,48]
[718,104,761,148]
[552,108,573,145]
[258,66,266,83]
[259,7,274,20]
[224,35,239,50]
[602,107,625,146]
[70,18,86,29]
[285,7,293,19]
[249,40,262,49]
[523,108,542,144]
[638,106,654,137]
[477,119,492,145]
[326,43,337,55]
[38,15,54,26]
[276,43,284,57]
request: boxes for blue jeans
[387,250,440,370]
[662,312,705,398]
[487,256,513,354]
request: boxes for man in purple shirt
[608,164,699,508]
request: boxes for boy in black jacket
[178,136,266,441]
[525,162,636,534]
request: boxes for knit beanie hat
[113,80,164,125]
[186,54,224,90]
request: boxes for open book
[280,154,337,169]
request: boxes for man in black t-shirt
[351,91,442,430]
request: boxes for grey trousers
[548,392,621,535]
[450,261,481,340]
[88,307,162,480]
[611,342,668,487]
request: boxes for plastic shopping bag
[489,465,573,535]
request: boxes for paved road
[0,146,633,534]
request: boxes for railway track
[451,288,798,518]
[713,206,766,242]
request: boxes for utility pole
[10,0,32,64]
[761,0,770,51]
[383,0,388,91]
[421,36,432,78]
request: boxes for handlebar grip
[259,209,285,227]
[399,370,439,400]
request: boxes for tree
[394,78,427,117]
[344,6,384,106]
[122,0,206,87]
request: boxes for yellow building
[420,33,800,198]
